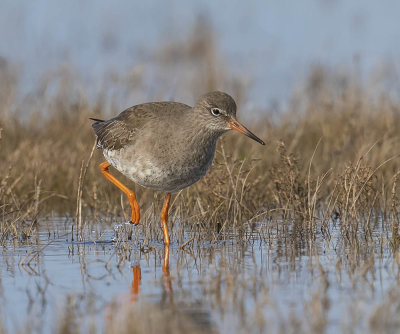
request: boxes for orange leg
[162,245,173,294]
[99,162,140,224]
[130,265,141,302]
[161,193,171,245]
[163,244,170,275]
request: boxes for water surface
[1,218,399,333]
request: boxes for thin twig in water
[75,139,97,241]
[179,236,195,250]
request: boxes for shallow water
[1,217,399,333]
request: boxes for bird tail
[89,118,105,148]
[89,117,104,123]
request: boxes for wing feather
[90,102,190,150]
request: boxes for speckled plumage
[91,91,264,193]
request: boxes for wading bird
[90,91,264,245]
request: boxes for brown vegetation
[2,57,400,246]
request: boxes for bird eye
[211,108,221,116]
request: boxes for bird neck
[187,108,227,141]
[183,115,223,146]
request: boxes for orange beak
[228,119,265,145]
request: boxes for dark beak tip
[250,135,265,146]
[254,137,265,146]
[245,133,265,146]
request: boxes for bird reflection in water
[105,244,172,328]
[107,244,214,333]
[130,244,172,303]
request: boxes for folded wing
[90,102,190,150]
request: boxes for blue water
[1,218,398,333]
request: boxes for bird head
[194,91,265,145]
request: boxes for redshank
[90,91,264,245]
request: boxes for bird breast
[103,134,218,193]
